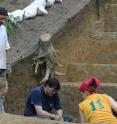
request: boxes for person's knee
[63,114,74,122]
[0,69,6,78]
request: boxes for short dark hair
[0,6,8,16]
[44,78,61,90]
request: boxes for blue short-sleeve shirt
[24,85,62,116]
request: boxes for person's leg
[0,69,6,78]
[31,115,50,120]
[63,114,74,122]
[30,114,74,122]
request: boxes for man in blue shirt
[24,78,63,121]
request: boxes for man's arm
[79,109,86,123]
[56,109,63,117]
[35,105,60,119]
[53,93,64,119]
[31,89,56,119]
[4,26,10,50]
[109,96,117,113]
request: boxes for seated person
[79,77,117,123]
[0,78,8,113]
[24,77,73,122]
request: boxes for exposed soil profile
[0,0,116,121]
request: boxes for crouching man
[24,78,73,121]
[79,77,117,123]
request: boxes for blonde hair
[0,78,8,90]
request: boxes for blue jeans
[63,115,74,122]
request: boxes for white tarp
[46,0,55,7]
[8,9,24,22]
[8,0,62,23]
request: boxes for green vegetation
[4,16,20,36]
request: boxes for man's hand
[55,115,64,121]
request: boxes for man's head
[80,77,100,99]
[0,6,8,26]
[0,78,8,96]
[44,78,61,96]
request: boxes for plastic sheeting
[8,0,62,23]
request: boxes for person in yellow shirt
[79,77,117,123]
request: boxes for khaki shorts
[0,69,6,78]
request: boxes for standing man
[0,6,10,77]
[24,77,64,121]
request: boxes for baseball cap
[80,77,100,92]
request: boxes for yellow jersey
[79,93,117,123]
